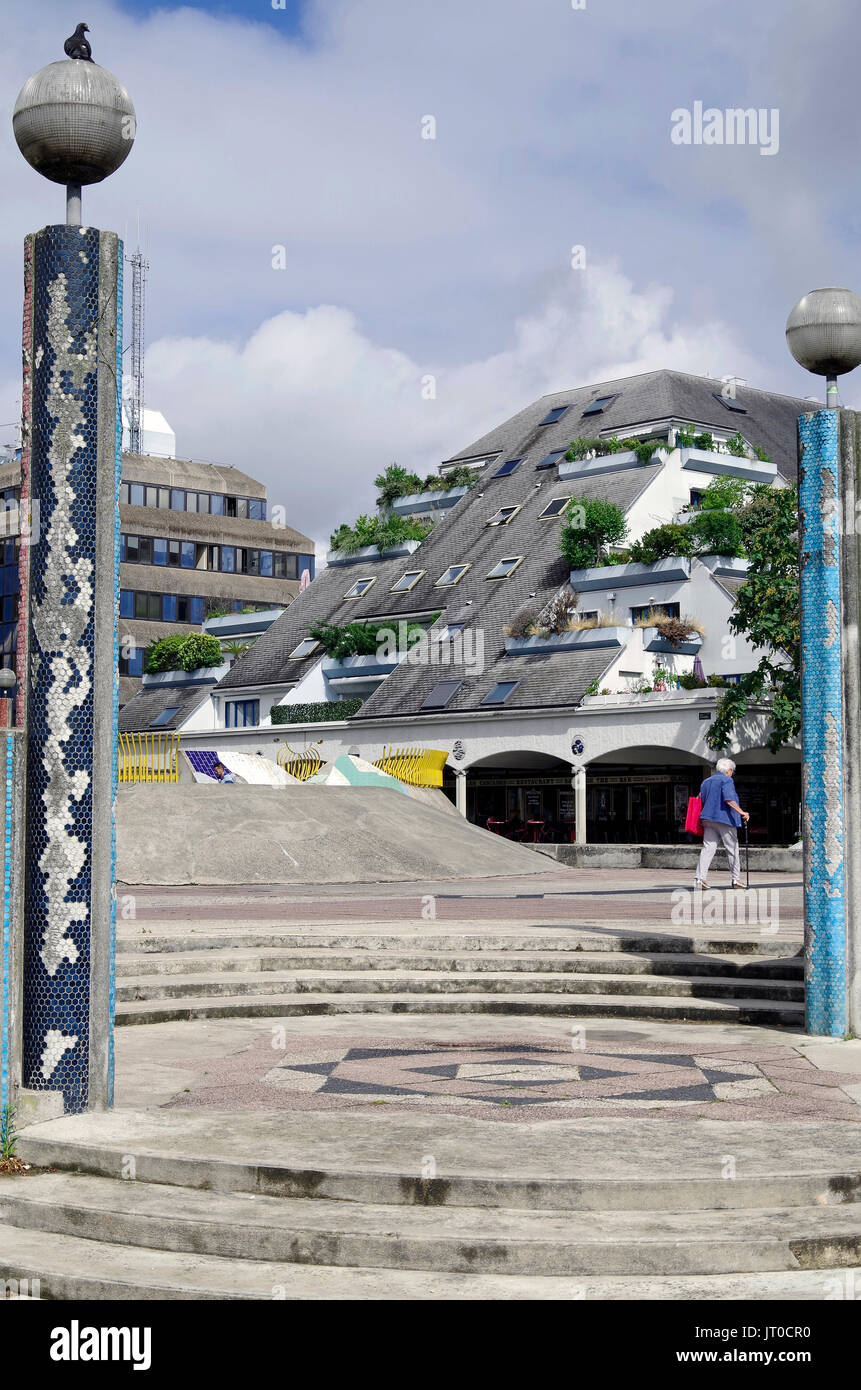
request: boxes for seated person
[212,760,235,784]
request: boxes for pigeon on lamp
[64,23,93,61]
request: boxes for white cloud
[146,259,768,549]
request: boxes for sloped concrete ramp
[117,784,545,885]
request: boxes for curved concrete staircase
[115,924,805,1027]
[3,1112,859,1299]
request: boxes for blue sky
[115,0,306,34]
[1,0,859,547]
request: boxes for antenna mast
[126,240,148,454]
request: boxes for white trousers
[697,818,741,883]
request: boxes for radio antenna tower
[126,229,148,455]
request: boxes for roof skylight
[421,679,463,710]
[539,406,570,426]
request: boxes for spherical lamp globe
[13,58,135,186]
[786,288,861,378]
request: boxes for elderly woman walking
[695,757,750,889]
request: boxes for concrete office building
[0,449,316,707]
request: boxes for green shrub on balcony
[309,617,431,660]
[145,633,224,675]
[564,435,668,466]
[329,512,433,555]
[374,463,478,509]
[271,698,363,724]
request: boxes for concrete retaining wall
[534,843,802,872]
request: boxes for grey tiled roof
[118,681,213,733]
[444,369,813,482]
[215,371,809,718]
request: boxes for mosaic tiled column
[20,225,122,1113]
[797,407,858,1036]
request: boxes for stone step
[19,1123,860,1213]
[118,929,802,958]
[0,1226,853,1301]
[1,1173,859,1276]
[115,969,804,1004]
[114,949,804,981]
[114,990,804,1027]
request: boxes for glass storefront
[445,761,800,846]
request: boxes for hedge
[271,698,363,724]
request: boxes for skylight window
[538,497,570,520]
[421,679,463,710]
[390,570,425,592]
[289,638,320,659]
[536,450,565,471]
[343,576,376,599]
[486,556,524,580]
[581,394,619,416]
[435,564,470,587]
[486,506,521,527]
[151,706,180,727]
[481,681,518,706]
[492,458,521,478]
[539,406,570,426]
[712,391,747,414]
[435,622,465,642]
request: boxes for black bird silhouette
[64,23,92,61]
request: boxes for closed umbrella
[693,654,706,683]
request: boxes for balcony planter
[326,539,423,567]
[202,608,284,638]
[569,555,691,592]
[680,448,777,483]
[141,663,230,687]
[559,448,668,482]
[322,652,403,683]
[642,626,703,656]
[698,554,749,580]
[389,486,468,516]
[504,626,629,655]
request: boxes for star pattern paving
[164,1035,861,1123]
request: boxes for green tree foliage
[145,633,224,674]
[698,476,749,511]
[688,508,745,557]
[707,484,800,754]
[560,497,628,568]
[628,523,695,565]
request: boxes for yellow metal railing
[118,731,180,784]
[372,746,449,788]
[276,740,323,782]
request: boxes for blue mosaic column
[20,225,122,1113]
[798,409,847,1036]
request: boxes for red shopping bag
[684,796,704,836]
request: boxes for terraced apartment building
[121,370,812,845]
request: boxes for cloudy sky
[1,0,859,552]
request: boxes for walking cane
[744,818,750,889]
